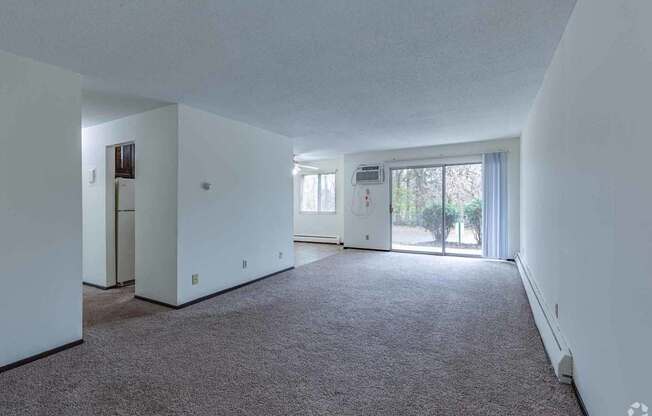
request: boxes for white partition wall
[82,104,294,307]
[520,1,652,414]
[176,105,294,306]
[0,50,82,368]
[82,105,179,304]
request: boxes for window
[300,173,336,213]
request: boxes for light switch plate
[192,274,199,285]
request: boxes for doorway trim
[105,141,135,287]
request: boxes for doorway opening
[82,141,145,330]
[390,163,482,257]
[114,143,135,286]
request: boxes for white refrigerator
[116,178,135,284]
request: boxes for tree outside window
[300,173,336,213]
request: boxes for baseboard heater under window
[515,254,573,384]
[293,234,341,245]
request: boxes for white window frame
[299,172,337,214]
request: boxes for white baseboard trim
[294,234,341,244]
[515,253,573,384]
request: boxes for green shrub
[464,198,482,245]
[421,203,459,243]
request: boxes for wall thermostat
[88,168,96,184]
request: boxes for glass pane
[319,173,336,212]
[301,175,319,212]
[444,164,482,256]
[391,167,443,254]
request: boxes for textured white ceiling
[82,85,170,128]
[0,0,575,158]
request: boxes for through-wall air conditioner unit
[354,164,384,185]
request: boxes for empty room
[1,1,650,415]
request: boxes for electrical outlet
[365,234,370,241]
[278,251,283,259]
[555,303,559,319]
[192,274,199,285]
[242,260,248,269]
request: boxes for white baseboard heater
[293,234,341,245]
[515,254,573,384]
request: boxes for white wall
[520,1,651,414]
[0,50,82,367]
[82,105,178,305]
[83,104,293,307]
[342,138,520,256]
[176,105,294,305]
[293,158,344,240]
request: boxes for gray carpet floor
[0,250,582,415]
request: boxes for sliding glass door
[444,164,482,256]
[391,167,443,254]
[390,163,482,256]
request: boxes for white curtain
[482,152,508,259]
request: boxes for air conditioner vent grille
[354,164,384,184]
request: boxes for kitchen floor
[293,241,342,267]
[83,284,164,328]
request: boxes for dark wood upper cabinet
[115,143,135,179]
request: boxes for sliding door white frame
[389,162,482,258]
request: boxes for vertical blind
[482,152,508,259]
